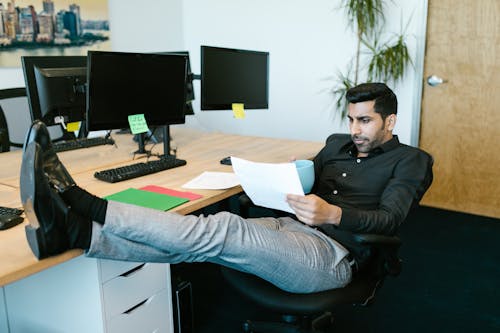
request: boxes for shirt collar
[344,135,401,157]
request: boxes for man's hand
[286,194,342,226]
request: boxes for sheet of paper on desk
[230,157,304,214]
[182,171,240,190]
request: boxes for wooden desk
[0,127,323,286]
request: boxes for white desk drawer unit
[107,288,171,333]
[0,288,8,333]
[102,262,168,321]
[98,259,173,333]
[99,259,145,283]
[3,256,174,333]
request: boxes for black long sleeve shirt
[312,134,433,264]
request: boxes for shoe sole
[20,141,46,258]
[22,120,37,152]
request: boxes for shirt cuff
[338,208,359,232]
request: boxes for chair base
[242,312,333,333]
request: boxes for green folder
[105,188,189,211]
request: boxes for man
[20,83,433,294]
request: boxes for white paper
[182,171,240,190]
[231,157,304,214]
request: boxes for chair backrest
[325,133,351,144]
[0,87,69,147]
[0,107,10,152]
[0,88,32,150]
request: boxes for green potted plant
[332,0,413,118]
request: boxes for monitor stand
[134,125,173,158]
[78,121,89,138]
[59,130,77,141]
[135,133,148,155]
[162,125,173,158]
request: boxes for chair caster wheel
[243,320,254,332]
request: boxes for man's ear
[387,114,397,130]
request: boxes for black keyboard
[0,206,24,230]
[94,156,187,183]
[0,206,23,216]
[53,136,115,153]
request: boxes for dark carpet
[172,206,500,333]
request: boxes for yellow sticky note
[232,103,245,119]
[128,114,149,135]
[66,121,80,133]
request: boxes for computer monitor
[34,67,87,125]
[154,51,195,115]
[86,51,188,156]
[200,45,269,110]
[22,56,88,129]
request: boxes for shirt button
[356,159,361,163]
[333,190,338,195]
[342,173,347,177]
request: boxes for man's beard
[352,134,385,153]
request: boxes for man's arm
[288,149,433,235]
[340,150,433,235]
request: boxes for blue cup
[294,160,315,194]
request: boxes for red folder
[139,185,203,201]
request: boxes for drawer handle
[120,263,146,277]
[123,299,148,315]
[123,295,155,315]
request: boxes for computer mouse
[220,156,232,165]
[0,214,24,230]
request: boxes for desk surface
[0,127,323,286]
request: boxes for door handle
[426,75,448,87]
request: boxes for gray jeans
[87,201,352,293]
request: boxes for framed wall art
[0,0,110,67]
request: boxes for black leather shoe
[20,141,70,259]
[23,120,52,152]
[24,120,76,192]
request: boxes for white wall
[180,0,427,144]
[0,0,427,144]
[108,0,184,53]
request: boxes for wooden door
[419,0,500,218]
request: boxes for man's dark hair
[346,82,397,119]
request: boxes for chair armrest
[352,233,402,277]
[352,233,401,246]
[0,128,9,152]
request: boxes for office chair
[0,87,66,152]
[223,132,432,332]
[0,87,31,152]
[221,193,403,333]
